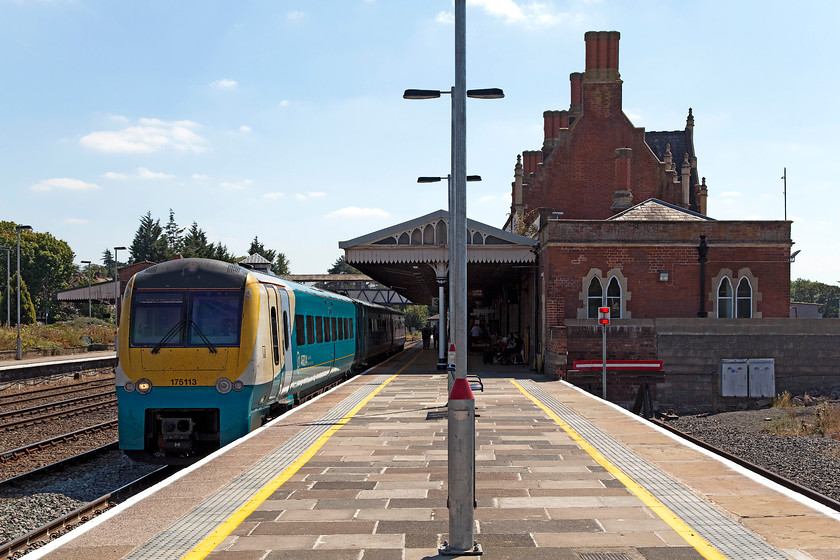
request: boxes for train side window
[338,317,344,340]
[296,314,306,346]
[349,318,353,338]
[324,316,331,342]
[331,317,337,341]
[316,316,324,343]
[283,311,291,351]
[270,307,280,365]
[306,315,315,345]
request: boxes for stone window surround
[577,268,631,319]
[709,268,762,319]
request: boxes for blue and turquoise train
[115,258,405,462]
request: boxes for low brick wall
[556,318,840,409]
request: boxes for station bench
[568,360,664,418]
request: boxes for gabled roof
[339,209,536,251]
[608,198,713,221]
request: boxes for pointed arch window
[606,277,621,318]
[587,277,603,319]
[736,277,752,318]
[717,278,733,318]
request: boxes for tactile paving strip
[519,380,790,560]
[124,374,393,560]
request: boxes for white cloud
[80,118,209,154]
[436,11,454,24]
[436,1,583,27]
[192,174,210,180]
[278,100,290,107]
[105,167,174,180]
[263,192,285,199]
[31,178,102,191]
[286,11,304,21]
[326,206,390,219]
[479,193,509,203]
[296,191,327,201]
[220,179,252,190]
[212,78,238,89]
[239,125,252,133]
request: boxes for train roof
[130,258,401,314]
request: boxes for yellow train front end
[115,259,273,461]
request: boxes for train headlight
[136,379,153,395]
[216,378,233,394]
[233,380,244,392]
[124,382,136,393]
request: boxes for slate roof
[608,198,714,221]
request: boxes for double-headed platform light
[404,1,504,553]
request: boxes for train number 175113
[170,378,198,386]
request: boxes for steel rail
[651,417,840,513]
[0,379,114,407]
[0,421,118,464]
[0,391,116,420]
[0,397,117,431]
[0,464,178,559]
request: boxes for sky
[1,0,838,285]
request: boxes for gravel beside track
[667,405,840,502]
[0,449,160,547]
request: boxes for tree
[247,236,276,263]
[791,278,840,318]
[272,253,291,275]
[129,212,169,263]
[181,223,214,258]
[163,208,184,256]
[3,272,37,326]
[328,255,360,275]
[402,305,430,332]
[0,224,75,323]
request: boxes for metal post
[442,0,479,555]
[0,246,9,327]
[15,231,21,360]
[438,276,447,370]
[602,322,607,400]
[81,260,92,325]
[114,246,126,352]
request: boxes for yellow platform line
[511,380,728,560]
[181,353,418,560]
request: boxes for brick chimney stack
[584,31,620,82]
[569,72,583,119]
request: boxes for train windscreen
[130,290,242,349]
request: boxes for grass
[0,318,114,353]
[765,390,840,436]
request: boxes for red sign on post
[598,307,610,325]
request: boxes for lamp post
[15,225,32,360]
[0,246,10,327]
[114,246,127,351]
[405,2,503,554]
[81,260,92,326]
[417,175,481,372]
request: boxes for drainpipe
[697,236,708,317]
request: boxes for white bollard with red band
[441,376,481,555]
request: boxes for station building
[342,30,840,408]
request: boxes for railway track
[0,421,118,465]
[0,378,114,408]
[0,393,117,431]
[0,462,178,559]
[652,417,840,512]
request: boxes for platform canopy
[339,209,537,305]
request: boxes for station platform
[28,342,840,560]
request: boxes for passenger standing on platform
[431,327,437,349]
[421,325,431,349]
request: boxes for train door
[278,288,293,397]
[266,286,284,400]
